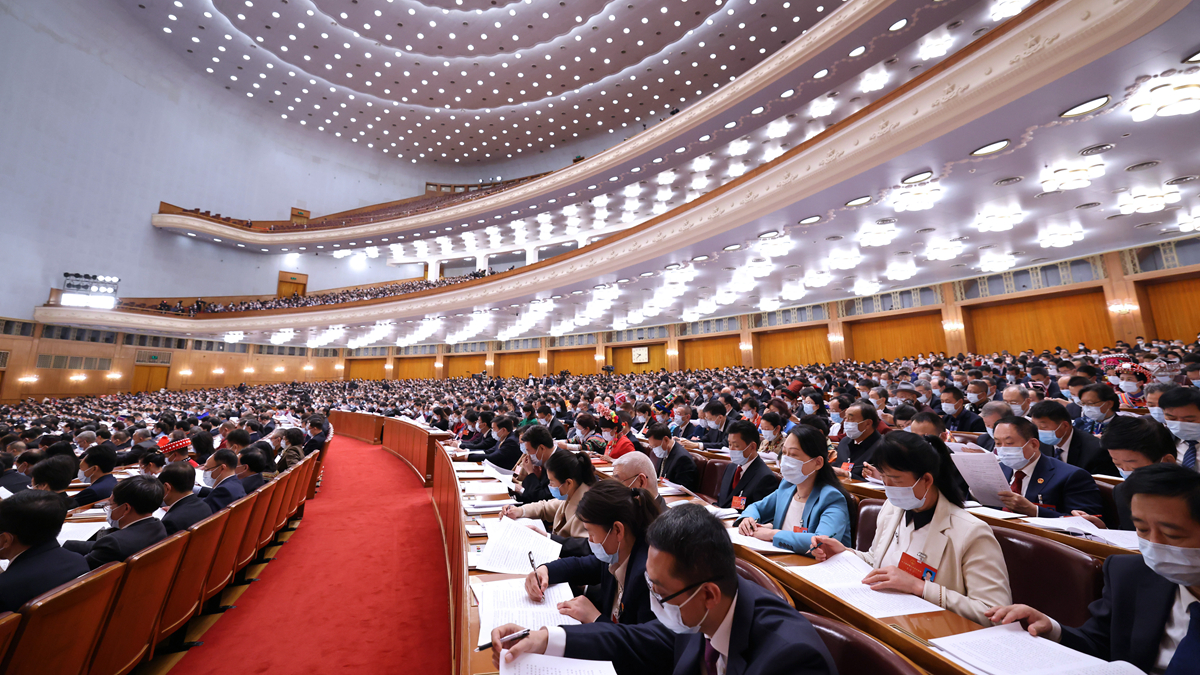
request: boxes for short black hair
[520,424,553,450]
[996,415,1038,441]
[1080,382,1120,406]
[849,401,880,425]
[727,420,760,447]
[210,448,239,470]
[1100,416,1177,462]
[492,415,514,433]
[306,415,327,430]
[1029,400,1072,424]
[225,429,251,448]
[0,489,68,546]
[284,427,305,447]
[940,385,965,402]
[81,445,117,473]
[111,476,165,515]
[158,461,197,493]
[1160,387,1200,413]
[910,411,946,433]
[702,401,727,418]
[645,422,671,441]
[1123,463,1200,526]
[141,452,167,469]
[645,503,737,596]
[31,455,76,491]
[238,449,268,473]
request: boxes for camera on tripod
[601,365,615,373]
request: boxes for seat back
[199,495,255,605]
[260,468,293,548]
[993,527,1103,627]
[282,460,304,519]
[88,532,189,675]
[801,612,923,675]
[845,494,860,548]
[237,482,277,572]
[294,455,313,511]
[0,613,23,668]
[1094,480,1120,529]
[699,459,730,501]
[688,454,708,489]
[306,444,324,500]
[157,508,229,646]
[734,559,794,608]
[1,562,125,675]
[855,498,885,552]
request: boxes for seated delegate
[0,489,89,612]
[736,425,852,555]
[63,476,169,570]
[991,416,1103,518]
[811,431,1012,625]
[524,480,661,624]
[500,450,596,558]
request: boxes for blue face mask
[830,412,842,423]
[1037,428,1059,446]
[549,485,566,500]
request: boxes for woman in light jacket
[736,425,852,554]
[810,431,1012,625]
[500,449,596,557]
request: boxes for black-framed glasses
[644,571,719,604]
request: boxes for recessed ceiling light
[950,236,970,242]
[876,218,898,225]
[1185,49,1200,64]
[971,139,1010,156]
[916,228,936,233]
[825,235,843,241]
[758,230,780,239]
[813,69,828,79]
[185,232,196,237]
[1134,221,1161,229]
[692,255,710,262]
[639,271,655,277]
[889,18,908,31]
[845,196,872,206]
[902,171,933,184]
[1079,143,1115,156]
[1075,202,1101,209]
[849,46,866,57]
[1060,95,1110,117]
[1167,175,1200,185]
[723,244,742,251]
[1035,191,1062,198]
[1126,160,1160,172]
[994,176,1024,186]
[799,215,821,225]
[571,290,584,295]
[664,263,682,270]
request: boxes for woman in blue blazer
[737,424,853,554]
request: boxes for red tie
[731,466,743,491]
[1010,470,1026,494]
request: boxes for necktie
[1010,470,1026,494]
[1184,442,1198,470]
[1166,602,1200,675]
[703,638,721,675]
[731,466,743,491]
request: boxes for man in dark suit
[198,449,247,512]
[158,462,213,535]
[459,411,498,452]
[537,406,568,441]
[0,452,31,494]
[987,464,1200,672]
[73,445,119,508]
[95,428,118,453]
[0,490,89,612]
[939,386,986,433]
[469,415,523,470]
[717,421,780,512]
[833,402,885,480]
[302,416,327,456]
[63,476,168,570]
[1030,400,1120,477]
[117,428,158,466]
[1029,367,1063,399]
[514,426,555,504]
[973,401,1011,453]
[236,448,268,492]
[670,404,706,443]
[993,416,1103,518]
[680,401,734,452]
[489,504,835,675]
[646,424,700,492]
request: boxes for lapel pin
[1037,478,1045,484]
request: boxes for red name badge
[898,552,937,582]
[840,462,852,472]
[732,495,747,510]
[793,526,808,533]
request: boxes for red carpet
[170,436,452,675]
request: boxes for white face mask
[802,403,817,415]
[1138,537,1200,586]
[1118,468,1134,479]
[1119,380,1140,393]
[1149,407,1166,423]
[1009,403,1026,416]
[588,528,620,565]
[602,431,614,442]
[966,393,982,404]
[761,429,776,442]
[780,455,816,485]
[1107,375,1122,385]
[77,468,92,484]
[843,419,864,440]
[729,447,751,466]
[647,578,709,634]
[996,443,1032,471]
[201,469,216,487]
[1082,405,1106,422]
[104,504,121,529]
[672,415,684,427]
[884,479,926,511]
[635,415,647,425]
[941,402,958,416]
[1167,420,1200,442]
[917,395,928,404]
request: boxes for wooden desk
[327,410,385,444]
[383,417,452,486]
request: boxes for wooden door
[132,365,169,393]
[277,281,306,297]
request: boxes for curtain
[497,352,540,378]
[394,357,436,380]
[1145,277,1200,341]
[848,312,947,362]
[446,355,487,379]
[755,326,832,367]
[549,348,597,375]
[965,291,1113,354]
[680,335,742,370]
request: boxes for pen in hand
[528,551,537,572]
[475,628,531,653]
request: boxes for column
[475,256,488,273]
[939,282,969,354]
[666,324,681,371]
[739,316,754,368]
[485,343,496,376]
[425,259,441,281]
[435,345,447,380]
[525,247,539,266]
[1100,251,1150,342]
[826,302,847,361]
[538,338,549,376]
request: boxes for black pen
[528,551,537,571]
[475,628,531,652]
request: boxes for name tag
[792,526,808,533]
[840,462,852,472]
[898,552,937,581]
[732,495,746,510]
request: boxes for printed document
[787,552,941,618]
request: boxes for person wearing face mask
[0,489,89,612]
[989,464,1200,673]
[801,393,828,422]
[524,480,662,625]
[939,386,986,433]
[811,431,1012,625]
[63,476,168,570]
[833,402,884,480]
[1075,383,1129,436]
[158,461,214,535]
[197,448,247,513]
[963,380,991,417]
[236,448,269,492]
[1145,382,1179,425]
[29,455,77,506]
[716,421,779,512]
[595,411,637,460]
[613,451,668,510]
[0,451,30,494]
[457,411,496,451]
[645,424,700,492]
[1001,385,1032,420]
[1028,366,1063,399]
[466,415,523,469]
[558,413,609,455]
[670,404,706,443]
[490,504,836,675]
[992,416,1102,518]
[1067,417,1178,531]
[514,425,556,504]
[536,405,568,441]
[736,426,851,555]
[1115,367,1149,408]
[71,445,119,508]
[301,416,328,457]
[679,401,732,452]
[895,383,935,415]
[1029,400,1119,477]
[757,412,786,460]
[1161,387,1200,472]
[500,450,596,558]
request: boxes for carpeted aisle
[170,436,452,675]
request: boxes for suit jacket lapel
[1130,566,1177,666]
[919,494,953,572]
[774,483,798,530]
[722,580,754,675]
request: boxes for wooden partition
[394,356,437,380]
[496,352,539,379]
[381,417,452,486]
[1142,276,1200,341]
[446,355,487,379]
[328,410,384,444]
[608,343,667,374]
[549,348,597,375]
[754,326,831,367]
[345,358,387,380]
[679,335,742,370]
[846,312,946,362]
[964,290,1113,354]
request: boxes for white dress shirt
[1012,453,1041,502]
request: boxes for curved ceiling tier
[43,0,1200,350]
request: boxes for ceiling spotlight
[723,243,742,251]
[1060,95,1110,117]
[888,18,908,31]
[799,215,822,225]
[980,251,1017,272]
[885,258,917,281]
[1118,185,1182,214]
[971,139,1010,156]
[852,279,882,296]
[1128,71,1200,121]
[1040,161,1104,191]
[925,238,964,261]
[858,221,899,247]
[845,196,872,207]
[902,171,934,185]
[828,248,863,270]
[1187,49,1200,64]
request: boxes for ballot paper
[466,523,488,537]
[482,460,517,490]
[787,552,941,618]
[930,623,1141,675]
[479,517,548,535]
[464,500,519,515]
[657,485,686,496]
[475,578,579,647]
[0,486,11,501]
[945,442,988,454]
[667,500,738,519]
[967,506,1025,520]
[57,520,108,546]
[1022,516,1141,550]
[476,516,563,574]
[500,652,617,675]
[950,452,1014,509]
[463,482,512,496]
[726,528,791,554]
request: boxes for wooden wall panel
[549,348,597,376]
[496,352,540,379]
[679,335,741,371]
[609,344,667,374]
[446,354,487,379]
[847,312,947,363]
[131,365,169,393]
[394,356,436,380]
[345,358,387,381]
[965,291,1113,354]
[755,326,832,368]
[1144,277,1200,342]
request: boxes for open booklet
[475,578,580,647]
[950,452,1014,509]
[1021,516,1140,550]
[931,623,1141,675]
[499,651,616,675]
[476,515,562,574]
[786,552,941,618]
[726,528,791,554]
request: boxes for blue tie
[1166,602,1200,675]
[1184,442,1198,470]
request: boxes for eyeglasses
[644,571,719,604]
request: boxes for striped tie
[1184,441,1198,470]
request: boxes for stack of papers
[727,528,791,554]
[500,652,616,675]
[967,506,1025,520]
[476,516,562,573]
[950,452,1014,509]
[479,517,548,535]
[931,623,1141,675]
[1022,516,1140,549]
[57,521,108,545]
[464,499,519,515]
[945,442,988,454]
[666,500,738,519]
[786,552,941,618]
[474,578,579,646]
[463,482,512,496]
